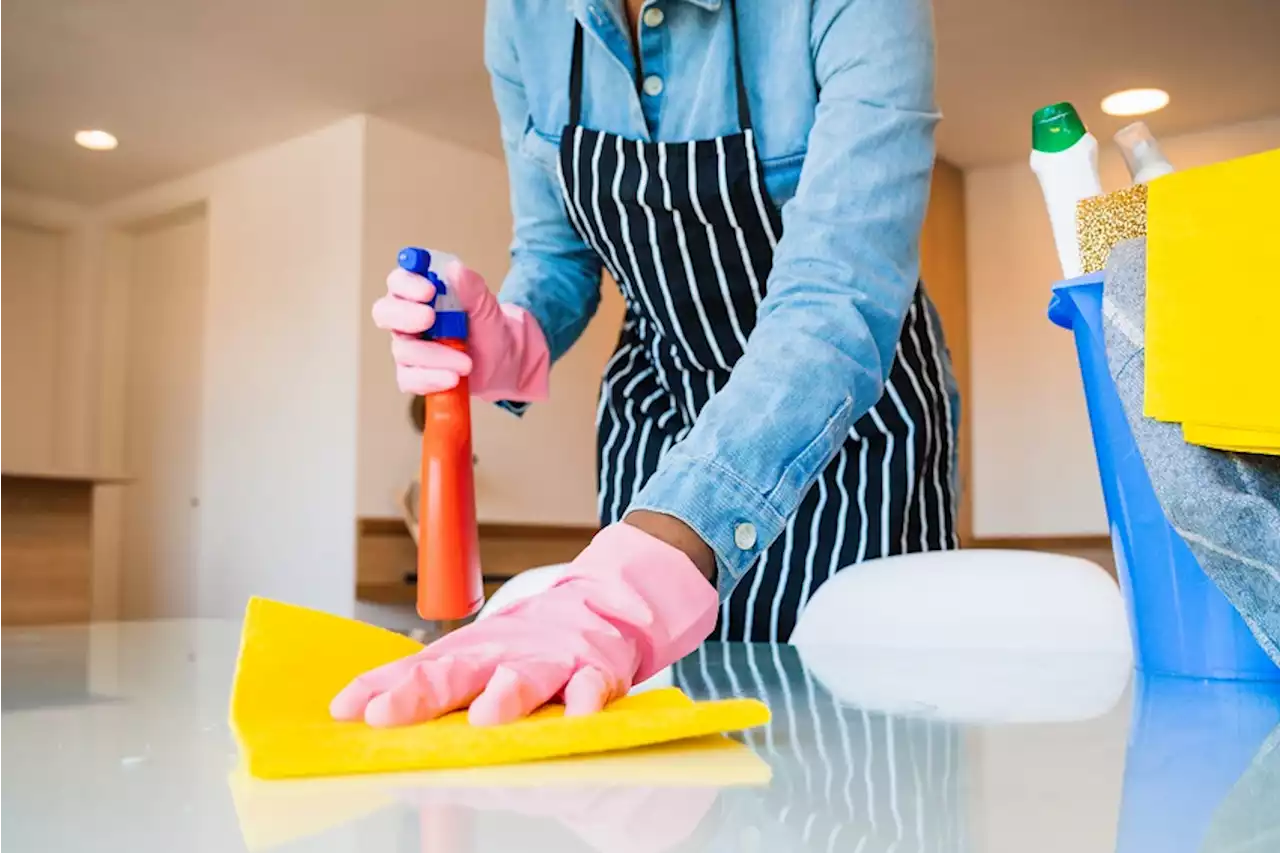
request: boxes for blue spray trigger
[397,246,468,341]
[397,246,432,277]
[397,247,448,302]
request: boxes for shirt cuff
[627,451,789,601]
[495,400,531,417]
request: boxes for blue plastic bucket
[1048,275,1280,681]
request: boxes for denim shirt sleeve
[628,0,940,599]
[484,0,602,366]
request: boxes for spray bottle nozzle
[1113,122,1174,184]
[397,246,430,275]
[398,246,468,341]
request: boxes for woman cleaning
[332,0,958,728]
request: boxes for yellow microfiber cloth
[1181,422,1280,456]
[1146,147,1280,454]
[229,597,771,780]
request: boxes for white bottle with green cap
[1030,102,1103,279]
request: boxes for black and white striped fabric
[557,5,957,642]
[674,644,968,852]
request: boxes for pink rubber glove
[372,259,550,402]
[330,523,718,727]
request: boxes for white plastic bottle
[1114,121,1175,184]
[1029,102,1103,279]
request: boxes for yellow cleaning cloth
[1181,422,1280,456]
[230,597,771,779]
[1146,148,1280,454]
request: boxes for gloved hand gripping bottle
[398,247,484,621]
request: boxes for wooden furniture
[1,469,128,626]
[355,516,595,606]
[920,160,972,541]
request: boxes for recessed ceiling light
[75,130,118,151]
[1100,88,1170,117]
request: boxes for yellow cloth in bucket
[230,597,771,780]
[1181,422,1280,456]
[1146,148,1280,454]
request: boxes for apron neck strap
[568,0,753,132]
[569,22,585,127]
[727,0,751,132]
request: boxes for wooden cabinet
[920,160,972,541]
[2,471,128,626]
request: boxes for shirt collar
[572,0,723,22]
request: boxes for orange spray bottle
[398,247,484,621]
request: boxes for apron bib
[557,2,957,642]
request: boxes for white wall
[966,117,1280,537]
[357,117,623,526]
[96,117,367,618]
[2,222,64,469]
[1,192,105,473]
[5,113,621,623]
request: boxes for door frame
[98,202,211,619]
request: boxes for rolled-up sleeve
[485,0,602,365]
[628,0,940,598]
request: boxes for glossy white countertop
[3,619,1277,852]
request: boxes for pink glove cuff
[475,304,551,404]
[556,523,718,682]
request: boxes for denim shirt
[485,0,942,595]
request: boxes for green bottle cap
[1032,102,1088,153]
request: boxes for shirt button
[734,523,757,550]
[642,7,665,27]
[642,75,664,97]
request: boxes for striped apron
[557,3,958,642]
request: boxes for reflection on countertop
[2,620,1277,852]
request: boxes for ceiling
[932,0,1280,166]
[4,0,1279,203]
[2,0,491,203]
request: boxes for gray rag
[1101,237,1280,666]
